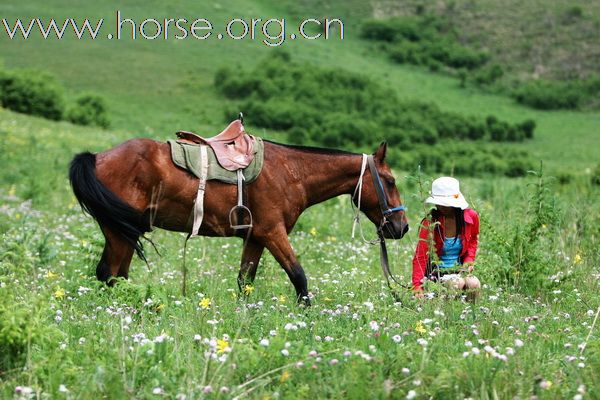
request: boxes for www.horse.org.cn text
[1,12,345,47]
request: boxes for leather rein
[352,154,410,295]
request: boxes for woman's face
[436,205,455,216]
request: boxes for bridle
[367,155,407,220]
[352,154,410,293]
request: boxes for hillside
[371,0,600,80]
[1,0,598,176]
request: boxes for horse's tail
[68,152,149,261]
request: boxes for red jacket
[412,208,480,290]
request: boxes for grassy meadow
[1,0,599,399]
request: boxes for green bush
[561,6,584,24]
[361,19,403,42]
[362,16,488,71]
[592,164,600,186]
[0,69,64,120]
[484,167,562,293]
[67,94,110,128]
[215,53,535,177]
[512,79,586,110]
[0,300,33,371]
[512,76,600,110]
[0,290,60,372]
[504,156,530,177]
[386,140,532,177]
[519,119,536,139]
[473,64,504,85]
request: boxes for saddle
[176,119,255,171]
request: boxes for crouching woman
[412,177,481,298]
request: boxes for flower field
[1,114,598,398]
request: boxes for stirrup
[229,169,253,230]
[228,204,253,230]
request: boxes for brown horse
[69,138,409,304]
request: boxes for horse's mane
[264,140,357,157]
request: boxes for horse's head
[354,142,409,239]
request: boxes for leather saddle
[176,119,255,171]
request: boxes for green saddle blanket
[167,137,264,184]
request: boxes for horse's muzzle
[382,218,409,239]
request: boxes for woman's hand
[463,262,474,273]
[413,287,424,299]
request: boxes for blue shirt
[440,237,462,269]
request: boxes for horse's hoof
[298,295,311,307]
[106,276,119,287]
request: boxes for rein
[352,154,410,296]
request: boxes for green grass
[1,1,599,398]
[0,106,599,399]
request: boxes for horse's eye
[386,178,396,187]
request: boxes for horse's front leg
[260,227,310,306]
[238,238,264,294]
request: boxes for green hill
[370,0,600,80]
[0,0,598,175]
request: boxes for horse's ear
[374,142,387,162]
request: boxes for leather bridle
[352,154,410,294]
[366,155,407,224]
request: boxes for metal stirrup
[229,169,253,230]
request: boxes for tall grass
[0,117,598,398]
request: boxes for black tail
[69,152,149,261]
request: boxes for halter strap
[351,154,369,240]
[350,154,410,293]
[352,154,406,240]
[366,156,407,217]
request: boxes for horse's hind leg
[237,238,265,292]
[96,226,135,284]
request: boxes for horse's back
[95,139,174,211]
[91,138,301,236]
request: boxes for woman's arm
[463,210,480,264]
[412,219,431,290]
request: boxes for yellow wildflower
[280,370,291,383]
[309,227,317,236]
[155,304,165,312]
[54,288,66,299]
[15,213,21,220]
[216,339,230,354]
[46,271,58,279]
[278,295,287,304]
[243,284,254,295]
[415,320,427,334]
[199,298,212,309]
[574,254,582,264]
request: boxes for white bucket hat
[425,177,469,210]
